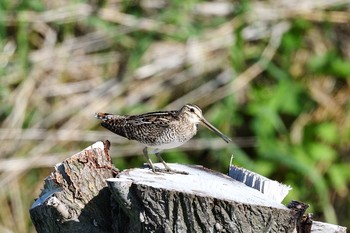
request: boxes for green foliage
[230,25,247,71]
[163,150,192,165]
[308,51,350,78]
[16,21,30,70]
[315,122,339,144]
[1,0,350,231]
[239,16,349,224]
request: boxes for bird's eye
[190,108,195,112]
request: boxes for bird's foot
[143,163,188,175]
[160,163,189,175]
[162,168,189,175]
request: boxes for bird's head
[181,104,232,143]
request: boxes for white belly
[155,140,187,149]
[145,140,189,153]
[142,123,197,153]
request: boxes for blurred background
[1,0,350,232]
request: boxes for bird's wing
[126,110,178,127]
[97,111,179,142]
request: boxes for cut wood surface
[311,221,347,233]
[107,163,295,232]
[29,141,347,233]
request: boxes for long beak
[200,117,232,143]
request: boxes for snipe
[95,104,231,173]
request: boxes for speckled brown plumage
[95,104,231,173]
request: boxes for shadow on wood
[30,141,116,233]
[30,141,347,233]
[107,164,294,232]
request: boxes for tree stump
[107,164,294,232]
[30,141,347,233]
[30,141,116,233]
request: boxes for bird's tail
[95,113,128,138]
[95,112,112,120]
[95,112,125,124]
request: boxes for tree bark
[30,141,347,233]
[107,164,295,233]
[30,141,116,233]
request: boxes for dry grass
[1,0,350,232]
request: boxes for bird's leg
[143,147,156,172]
[155,152,188,175]
[155,152,172,171]
[144,148,188,175]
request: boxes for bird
[95,104,231,173]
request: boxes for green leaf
[328,164,349,195]
[307,52,333,73]
[307,143,337,162]
[254,160,275,177]
[330,58,350,78]
[307,51,350,78]
[266,62,289,81]
[275,80,303,114]
[315,122,339,144]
